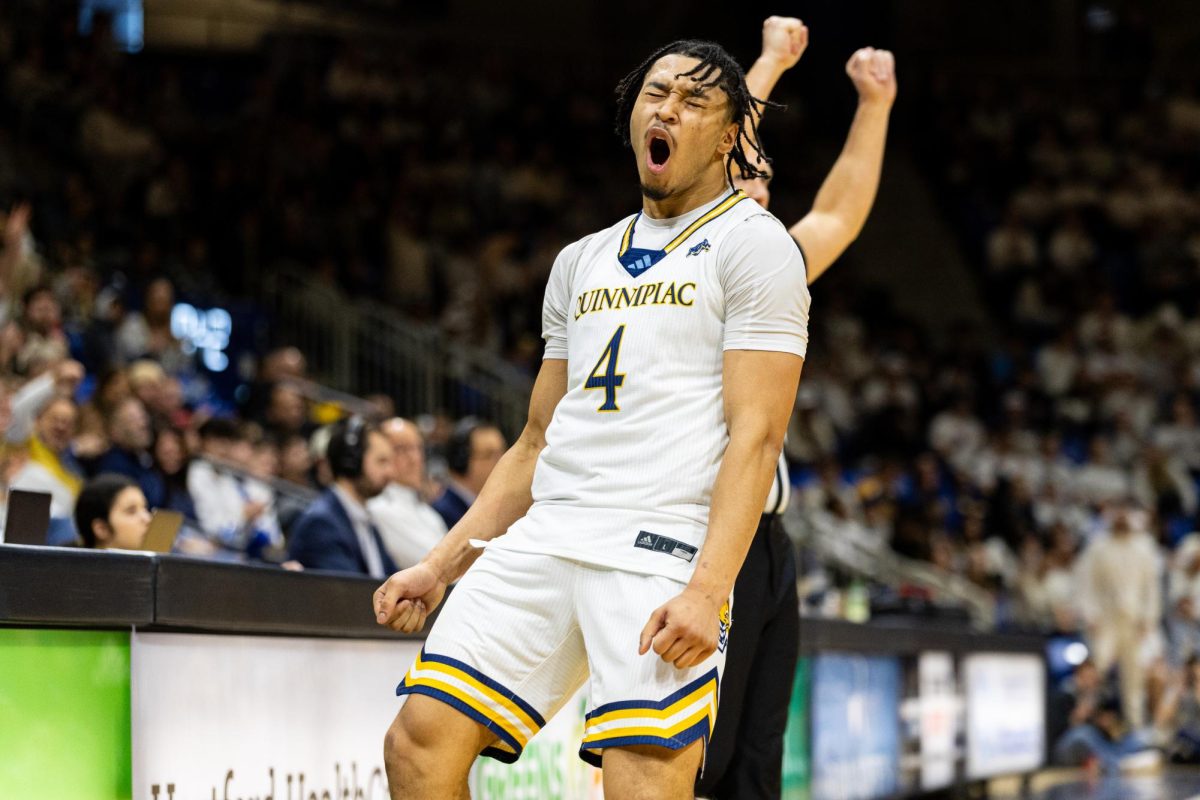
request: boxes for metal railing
[264,269,532,437]
[786,506,997,629]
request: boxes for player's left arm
[790,48,897,283]
[640,218,808,669]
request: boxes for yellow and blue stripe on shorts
[396,648,546,763]
[578,667,720,766]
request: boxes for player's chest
[567,247,720,337]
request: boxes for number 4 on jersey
[585,325,626,412]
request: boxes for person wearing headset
[431,418,507,530]
[288,417,398,577]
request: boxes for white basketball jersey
[491,189,811,581]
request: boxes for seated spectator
[186,418,280,555]
[12,285,68,375]
[95,396,166,509]
[153,426,196,522]
[1168,536,1200,666]
[288,418,396,577]
[277,433,316,488]
[115,277,186,371]
[1053,659,1156,775]
[264,381,311,439]
[5,359,85,517]
[369,417,447,569]
[432,418,505,530]
[74,473,151,550]
[76,368,131,458]
[1158,656,1200,762]
[10,396,82,519]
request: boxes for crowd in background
[780,76,1200,768]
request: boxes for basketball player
[698,17,898,799]
[374,39,809,799]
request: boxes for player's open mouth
[646,129,672,174]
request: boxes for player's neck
[642,172,730,220]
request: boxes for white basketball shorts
[395,545,730,767]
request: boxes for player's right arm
[375,240,581,633]
[374,359,567,633]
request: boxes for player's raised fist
[846,47,897,106]
[759,16,809,71]
[373,562,447,633]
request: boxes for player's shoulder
[723,200,792,243]
[717,203,802,264]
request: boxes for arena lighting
[78,0,144,53]
[1063,642,1090,666]
[170,303,232,372]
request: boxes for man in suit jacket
[289,418,397,577]
[431,418,506,530]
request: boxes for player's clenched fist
[638,587,725,670]
[846,47,897,106]
[759,16,809,71]
[374,562,447,633]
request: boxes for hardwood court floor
[989,767,1200,799]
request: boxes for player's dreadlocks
[614,39,780,183]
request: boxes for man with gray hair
[369,418,447,569]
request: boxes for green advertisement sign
[782,657,810,800]
[0,628,132,800]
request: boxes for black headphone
[446,417,484,476]
[328,415,368,479]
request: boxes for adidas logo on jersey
[634,531,698,562]
[686,239,711,257]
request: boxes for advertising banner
[810,654,900,800]
[899,651,963,792]
[132,631,418,799]
[0,628,132,800]
[781,657,811,800]
[469,686,603,799]
[964,652,1045,779]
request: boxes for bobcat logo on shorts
[717,600,731,653]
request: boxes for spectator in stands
[95,396,166,509]
[263,382,310,439]
[5,359,85,515]
[116,277,186,371]
[187,418,279,555]
[242,347,307,422]
[74,473,151,550]
[1052,659,1156,775]
[368,417,447,569]
[76,368,131,456]
[288,418,396,576]
[152,426,196,522]
[1168,536,1200,666]
[431,417,505,529]
[1158,656,1200,763]
[9,396,81,519]
[13,284,68,375]
[1077,505,1163,728]
[277,433,316,488]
